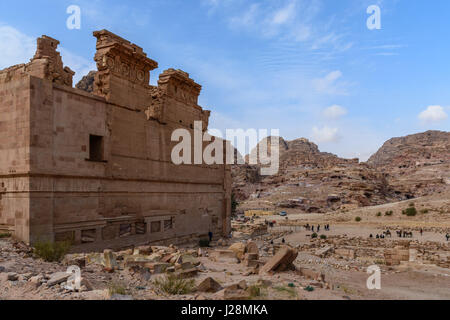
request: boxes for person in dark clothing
[208,231,213,242]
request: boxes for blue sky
[1,0,449,160]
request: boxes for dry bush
[33,240,71,262]
[153,274,195,295]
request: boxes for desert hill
[233,131,449,213]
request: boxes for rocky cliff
[368,130,450,197]
[233,131,449,214]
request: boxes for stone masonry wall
[0,30,231,250]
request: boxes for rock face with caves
[233,131,449,213]
[367,131,450,197]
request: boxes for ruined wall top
[158,68,202,105]
[93,30,158,87]
[0,35,75,86]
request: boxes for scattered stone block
[259,246,298,275]
[229,243,246,261]
[212,250,239,263]
[197,277,223,293]
[110,294,133,300]
[216,287,250,300]
[0,272,18,282]
[315,246,333,258]
[103,249,119,272]
[175,268,198,279]
[297,267,325,282]
[47,272,71,287]
[245,241,259,258]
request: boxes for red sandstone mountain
[233,131,449,213]
[233,137,400,213]
[75,71,96,93]
[367,130,450,197]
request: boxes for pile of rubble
[295,234,450,269]
[231,221,268,238]
[1,236,337,300]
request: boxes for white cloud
[322,105,348,119]
[272,0,297,25]
[229,4,260,29]
[60,48,96,83]
[418,105,448,123]
[0,25,35,69]
[313,70,349,95]
[311,126,340,143]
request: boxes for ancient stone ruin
[0,30,231,250]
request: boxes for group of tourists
[304,224,331,232]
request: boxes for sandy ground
[1,192,449,300]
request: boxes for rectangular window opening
[89,134,104,162]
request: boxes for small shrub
[385,211,393,216]
[248,285,263,298]
[376,212,382,217]
[311,233,318,239]
[153,274,195,295]
[409,203,415,207]
[33,240,71,262]
[199,239,210,247]
[320,235,327,240]
[274,286,298,298]
[355,217,362,222]
[405,207,417,217]
[420,209,429,214]
[108,283,127,296]
[0,232,11,239]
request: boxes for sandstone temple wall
[0,30,231,250]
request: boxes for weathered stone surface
[259,246,298,275]
[0,272,18,281]
[384,247,410,266]
[47,272,71,287]
[233,131,449,213]
[228,243,246,261]
[62,255,86,268]
[29,275,45,287]
[335,248,356,259]
[103,250,118,271]
[245,241,259,258]
[175,268,198,279]
[216,286,250,300]
[297,268,325,282]
[315,246,333,258]
[197,277,223,293]
[75,71,96,93]
[368,131,450,197]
